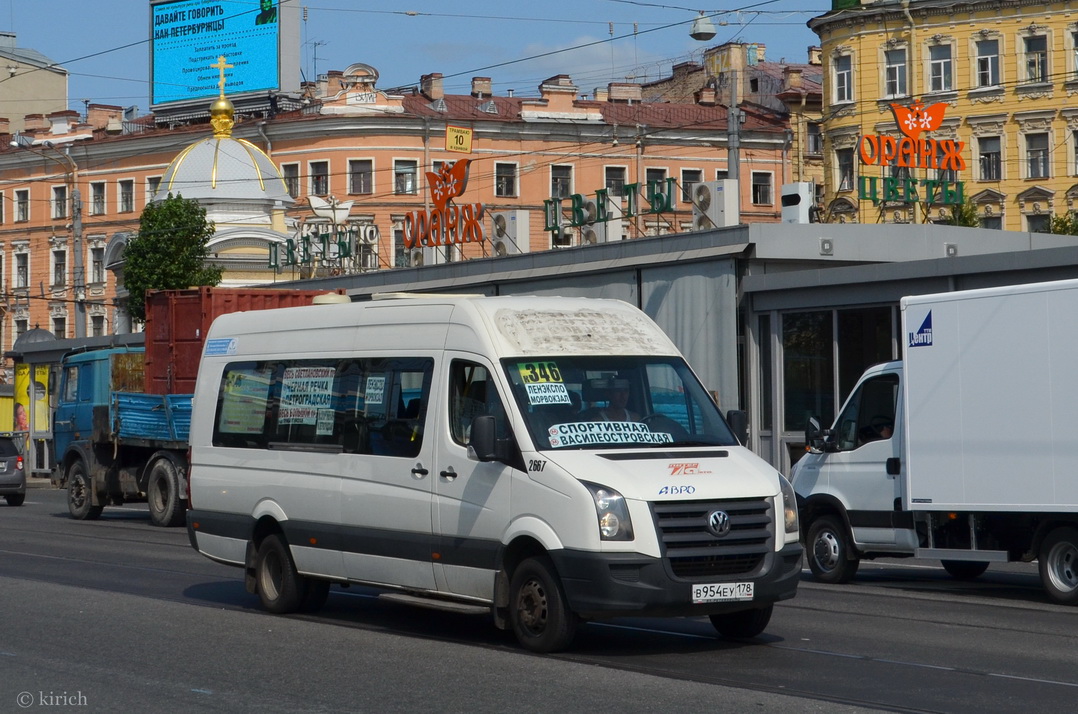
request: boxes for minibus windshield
[503,356,738,451]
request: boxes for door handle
[440,467,457,481]
[411,464,429,478]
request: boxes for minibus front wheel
[509,556,578,653]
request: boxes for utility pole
[727,69,742,215]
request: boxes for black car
[0,437,26,506]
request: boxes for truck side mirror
[468,415,498,462]
[726,409,748,445]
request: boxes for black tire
[941,560,989,580]
[710,604,773,639]
[147,455,185,527]
[806,515,859,584]
[255,534,309,614]
[1039,526,1078,605]
[5,493,25,507]
[67,460,103,521]
[509,556,578,653]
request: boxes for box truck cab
[793,280,1078,604]
[186,295,801,652]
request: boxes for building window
[282,163,299,197]
[52,249,66,287]
[1073,31,1078,79]
[1027,133,1050,178]
[935,146,957,186]
[834,54,852,103]
[52,317,66,338]
[393,218,406,268]
[980,215,1002,230]
[147,176,162,201]
[394,160,417,195]
[1025,35,1048,83]
[884,48,907,98]
[605,166,626,196]
[52,185,68,219]
[91,315,105,337]
[751,172,773,205]
[91,247,105,284]
[929,44,953,93]
[495,163,517,197]
[310,161,329,196]
[15,189,28,222]
[118,179,134,213]
[836,148,855,191]
[1028,214,1051,232]
[976,39,1000,88]
[16,253,28,288]
[0,191,4,225]
[681,169,703,202]
[551,165,572,199]
[979,136,1001,181]
[348,159,373,195]
[807,123,823,155]
[91,182,106,215]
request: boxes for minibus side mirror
[726,409,748,445]
[468,415,499,462]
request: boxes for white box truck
[186,295,802,652]
[792,279,1078,604]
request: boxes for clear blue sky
[4,0,825,114]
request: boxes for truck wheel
[5,494,25,507]
[67,461,103,521]
[255,534,309,614]
[710,605,773,639]
[509,556,578,653]
[147,455,185,527]
[806,515,859,584]
[941,560,989,580]
[1039,527,1078,605]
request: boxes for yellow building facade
[812,0,1078,230]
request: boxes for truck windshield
[503,356,737,451]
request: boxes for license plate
[692,582,753,603]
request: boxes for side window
[64,366,78,402]
[212,357,433,457]
[834,374,898,450]
[448,360,505,446]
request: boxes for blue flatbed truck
[51,347,192,526]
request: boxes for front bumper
[550,541,802,619]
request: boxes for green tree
[944,198,980,228]
[1048,211,1078,236]
[123,193,222,322]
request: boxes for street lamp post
[9,135,86,338]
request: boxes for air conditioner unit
[581,195,624,244]
[409,246,441,267]
[780,182,815,224]
[692,179,739,230]
[551,226,574,249]
[490,210,531,256]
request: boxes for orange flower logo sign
[859,99,966,172]
[404,158,485,250]
[890,100,947,142]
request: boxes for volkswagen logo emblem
[706,510,731,537]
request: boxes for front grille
[652,498,773,579]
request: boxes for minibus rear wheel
[255,534,309,614]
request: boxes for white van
[186,295,801,651]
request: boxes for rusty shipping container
[143,287,347,395]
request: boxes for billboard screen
[151,0,282,106]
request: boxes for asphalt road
[2,486,1076,713]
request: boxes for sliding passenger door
[338,356,438,590]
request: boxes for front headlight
[778,473,799,535]
[582,481,634,541]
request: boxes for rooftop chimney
[808,46,823,66]
[471,76,492,98]
[421,73,444,100]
